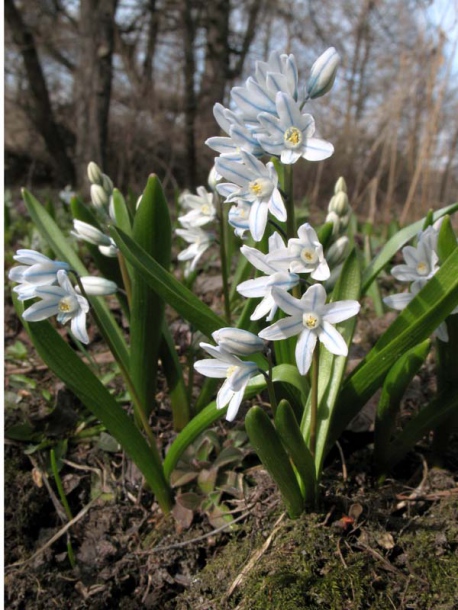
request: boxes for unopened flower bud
[98,244,119,258]
[306,47,340,99]
[329,191,350,216]
[334,176,347,194]
[90,184,109,208]
[101,173,114,194]
[326,236,349,266]
[212,327,265,356]
[325,210,341,236]
[72,220,112,247]
[77,277,118,296]
[208,166,219,192]
[87,162,104,185]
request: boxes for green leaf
[383,390,458,472]
[22,188,129,373]
[274,400,316,506]
[111,226,226,337]
[111,188,132,236]
[245,406,304,518]
[16,301,173,513]
[330,247,458,450]
[130,175,171,416]
[437,216,457,264]
[362,202,458,293]
[160,322,191,430]
[374,340,431,467]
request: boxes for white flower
[228,200,252,238]
[22,270,90,344]
[194,343,259,421]
[176,226,213,273]
[72,220,118,258]
[231,51,300,122]
[215,151,286,242]
[259,284,360,375]
[212,327,265,356]
[391,240,439,283]
[77,277,118,296]
[306,47,340,99]
[9,249,71,296]
[206,103,264,161]
[267,223,330,280]
[178,187,216,228]
[237,233,300,321]
[257,92,334,164]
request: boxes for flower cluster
[207,48,339,242]
[384,220,457,341]
[175,186,216,276]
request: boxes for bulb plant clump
[8,45,458,519]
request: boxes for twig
[6,494,101,570]
[335,440,348,482]
[134,508,253,554]
[225,512,286,599]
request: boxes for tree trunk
[5,0,76,185]
[74,0,118,188]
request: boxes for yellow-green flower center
[248,178,272,199]
[301,248,318,264]
[416,261,428,275]
[226,365,238,379]
[58,296,77,313]
[303,312,320,329]
[284,126,303,149]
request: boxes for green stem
[284,163,295,240]
[117,251,132,310]
[264,349,278,416]
[218,194,231,324]
[309,344,319,459]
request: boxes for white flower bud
[326,236,349,266]
[207,166,219,192]
[334,176,347,194]
[72,220,112,246]
[98,244,119,258]
[90,184,109,208]
[212,327,265,356]
[77,277,118,296]
[325,210,341,236]
[87,162,104,185]
[306,47,340,99]
[329,191,350,216]
[101,173,114,194]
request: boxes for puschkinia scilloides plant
[9,47,458,519]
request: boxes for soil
[4,283,458,609]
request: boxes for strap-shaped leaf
[160,322,190,430]
[16,300,173,514]
[383,390,458,472]
[22,188,129,372]
[130,175,171,416]
[375,340,430,466]
[246,406,304,517]
[275,400,316,506]
[111,226,226,337]
[330,247,458,448]
[362,202,458,293]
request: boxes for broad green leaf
[111,226,226,337]
[16,300,173,513]
[362,202,458,293]
[275,400,316,506]
[374,340,430,466]
[437,216,457,264]
[330,248,458,449]
[130,175,171,416]
[111,188,132,236]
[245,406,304,517]
[22,188,129,372]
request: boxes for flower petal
[318,321,348,356]
[258,315,303,340]
[322,300,360,324]
[295,329,317,375]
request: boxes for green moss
[176,499,458,610]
